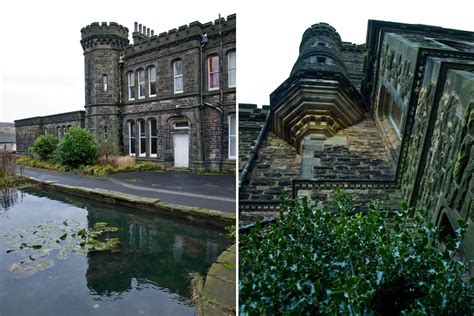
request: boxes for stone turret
[271,23,365,154]
[291,23,348,77]
[80,22,129,154]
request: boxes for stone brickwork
[15,111,85,153]
[15,15,236,174]
[309,117,395,180]
[241,19,474,266]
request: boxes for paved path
[18,167,236,213]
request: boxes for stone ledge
[203,244,236,315]
[24,177,235,230]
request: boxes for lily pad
[1,220,121,279]
[10,258,55,279]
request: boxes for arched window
[149,119,157,157]
[138,69,145,99]
[208,55,219,90]
[138,120,146,157]
[173,60,183,94]
[228,114,236,159]
[102,74,108,92]
[127,72,135,100]
[227,51,236,88]
[148,66,157,97]
[128,121,136,156]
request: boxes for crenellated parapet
[80,22,129,51]
[124,14,236,57]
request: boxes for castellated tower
[80,22,129,154]
[271,23,365,156]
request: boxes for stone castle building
[15,14,236,172]
[240,21,473,263]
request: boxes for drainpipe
[218,14,224,173]
[118,53,124,155]
[199,34,208,172]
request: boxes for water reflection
[0,188,21,211]
[0,188,229,315]
[85,206,222,299]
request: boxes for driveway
[17,167,236,213]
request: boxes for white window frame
[148,66,157,97]
[228,114,236,159]
[149,119,157,157]
[128,121,136,156]
[228,51,236,88]
[173,60,183,94]
[102,74,108,92]
[128,72,135,101]
[138,69,145,99]
[208,55,219,91]
[138,120,146,157]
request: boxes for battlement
[81,22,129,41]
[301,22,342,48]
[239,103,270,121]
[124,14,236,57]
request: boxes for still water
[0,188,229,315]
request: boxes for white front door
[173,133,189,167]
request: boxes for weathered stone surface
[15,16,237,174]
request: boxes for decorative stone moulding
[271,74,365,153]
[270,23,366,154]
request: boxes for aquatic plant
[1,220,121,279]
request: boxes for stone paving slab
[203,244,236,315]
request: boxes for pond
[0,188,230,315]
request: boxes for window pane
[151,140,157,155]
[228,114,236,159]
[130,122,136,137]
[150,82,157,96]
[228,52,236,87]
[174,60,183,76]
[140,138,146,154]
[102,75,108,92]
[209,56,219,90]
[149,67,156,81]
[390,100,402,131]
[150,119,157,136]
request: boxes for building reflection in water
[0,189,23,214]
[84,205,228,300]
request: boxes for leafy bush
[31,135,59,161]
[240,190,473,315]
[56,127,97,168]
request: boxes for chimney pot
[134,22,138,32]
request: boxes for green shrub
[56,127,97,168]
[240,190,473,315]
[31,135,59,161]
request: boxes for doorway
[173,133,189,167]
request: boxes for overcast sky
[0,0,472,122]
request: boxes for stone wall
[309,117,395,180]
[410,68,474,260]
[15,111,85,154]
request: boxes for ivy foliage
[31,135,59,161]
[56,127,98,168]
[240,190,473,315]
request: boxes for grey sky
[0,0,236,122]
[237,0,473,107]
[0,1,472,122]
